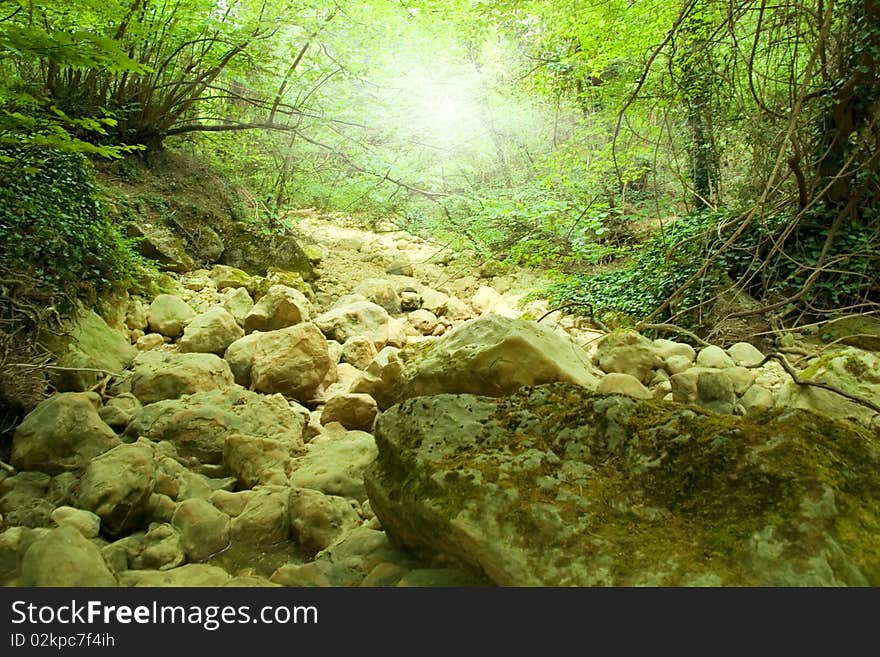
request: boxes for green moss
[372,384,880,585]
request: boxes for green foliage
[0,147,149,311]
[548,211,722,321]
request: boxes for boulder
[288,488,361,557]
[399,288,422,312]
[125,298,149,332]
[340,336,378,370]
[652,338,696,363]
[19,526,116,586]
[696,345,736,369]
[420,288,449,315]
[594,331,664,384]
[11,392,119,474]
[130,523,186,571]
[471,286,516,317]
[777,347,880,429]
[44,308,136,392]
[366,384,880,586]
[353,279,401,314]
[147,295,196,338]
[671,367,737,414]
[135,333,165,351]
[128,222,194,273]
[128,351,234,404]
[728,342,765,368]
[99,392,142,429]
[356,315,600,410]
[221,286,254,326]
[221,225,313,279]
[172,498,231,561]
[230,487,289,546]
[250,323,332,403]
[408,309,439,335]
[596,373,653,400]
[77,440,155,538]
[120,563,231,587]
[244,284,311,333]
[209,265,252,290]
[223,331,263,387]
[127,388,307,464]
[153,455,214,501]
[320,393,379,432]
[0,472,55,528]
[178,307,244,354]
[51,506,101,539]
[289,428,378,501]
[315,301,392,349]
[223,434,296,488]
[741,384,775,414]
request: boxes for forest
[0,0,879,588]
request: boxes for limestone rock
[12,392,119,474]
[357,315,600,410]
[728,342,765,367]
[172,498,231,561]
[320,393,379,432]
[353,279,401,314]
[289,428,378,501]
[250,323,332,402]
[224,434,296,488]
[665,354,693,375]
[341,336,378,370]
[221,287,254,326]
[420,287,450,315]
[408,309,439,335]
[128,351,234,404]
[51,506,101,538]
[129,222,194,273]
[127,388,306,464]
[135,333,165,351]
[77,440,155,538]
[0,472,55,528]
[221,225,313,279]
[365,384,880,586]
[125,298,149,332]
[288,488,361,557]
[223,331,262,387]
[594,331,664,384]
[120,563,231,587]
[147,295,196,338]
[130,523,185,571]
[696,345,736,369]
[178,306,244,355]
[99,393,142,429]
[315,301,392,349]
[597,373,653,400]
[776,347,880,429]
[244,284,311,334]
[20,526,117,586]
[210,265,252,290]
[44,308,136,392]
[653,338,696,363]
[741,384,775,414]
[230,487,289,546]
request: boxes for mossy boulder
[43,307,136,392]
[365,383,880,586]
[777,347,880,430]
[221,224,313,280]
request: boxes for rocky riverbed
[2,214,879,586]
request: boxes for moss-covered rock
[43,307,136,392]
[365,383,880,586]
